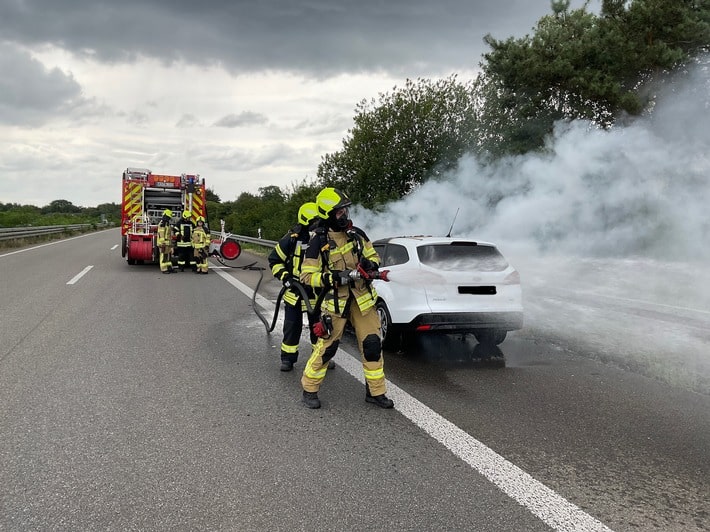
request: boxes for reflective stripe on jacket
[174,220,194,247]
[268,226,314,307]
[192,226,209,249]
[300,226,380,316]
[157,222,172,246]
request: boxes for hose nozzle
[355,263,390,282]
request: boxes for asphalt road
[1,229,708,532]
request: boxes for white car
[371,236,523,347]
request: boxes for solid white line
[67,265,94,285]
[214,269,614,531]
[0,232,98,258]
[110,244,118,250]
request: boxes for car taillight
[416,325,432,332]
[502,270,520,285]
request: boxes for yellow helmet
[297,202,318,225]
[163,209,172,217]
[182,210,191,218]
[196,216,205,223]
[316,187,351,219]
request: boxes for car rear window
[416,242,508,272]
[381,244,410,266]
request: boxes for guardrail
[214,233,277,249]
[0,224,93,242]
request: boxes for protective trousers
[193,249,208,273]
[159,245,173,272]
[281,303,319,365]
[176,243,193,270]
[302,302,385,395]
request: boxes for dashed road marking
[67,265,94,285]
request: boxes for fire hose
[253,265,390,335]
[208,249,276,330]
[211,246,389,335]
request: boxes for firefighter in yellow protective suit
[157,209,174,274]
[267,202,321,371]
[172,210,195,271]
[299,187,394,410]
[192,216,209,274]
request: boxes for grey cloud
[127,110,150,126]
[0,43,88,125]
[294,113,352,135]
[177,114,201,128]
[214,111,268,128]
[0,0,597,78]
[192,142,299,171]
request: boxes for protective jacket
[157,220,172,248]
[157,219,174,272]
[300,225,380,316]
[268,224,315,309]
[191,225,209,251]
[173,217,195,247]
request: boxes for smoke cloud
[352,58,710,395]
[356,58,710,262]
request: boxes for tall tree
[317,75,479,208]
[477,0,710,157]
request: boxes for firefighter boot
[365,384,394,409]
[280,352,297,372]
[302,391,321,409]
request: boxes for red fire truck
[120,167,208,265]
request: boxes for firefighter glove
[281,273,293,288]
[313,315,332,338]
[321,272,333,288]
[359,257,377,271]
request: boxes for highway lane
[1,228,708,531]
[0,230,548,531]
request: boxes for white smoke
[355,58,710,262]
[351,59,710,394]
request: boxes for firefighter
[173,210,195,272]
[299,187,393,409]
[268,202,334,372]
[157,209,174,274]
[192,216,210,274]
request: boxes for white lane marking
[67,265,94,285]
[0,232,99,258]
[214,269,613,532]
[110,244,118,250]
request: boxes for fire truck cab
[120,167,208,265]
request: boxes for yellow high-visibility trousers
[301,303,385,396]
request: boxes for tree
[205,188,221,203]
[477,0,710,157]
[216,180,323,240]
[317,75,479,208]
[41,199,82,214]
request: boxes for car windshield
[416,242,508,272]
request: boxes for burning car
[371,236,523,348]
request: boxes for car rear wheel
[375,300,397,349]
[474,329,507,345]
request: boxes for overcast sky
[0,0,599,208]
